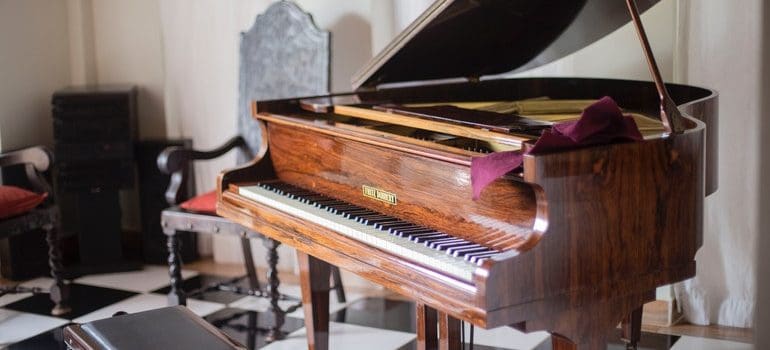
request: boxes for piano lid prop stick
[626,0,687,134]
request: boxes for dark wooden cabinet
[51,85,140,273]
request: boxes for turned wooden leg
[330,266,346,303]
[43,222,70,316]
[164,229,186,306]
[416,303,438,350]
[297,252,331,350]
[438,311,461,350]
[264,238,285,342]
[240,237,260,291]
[621,305,644,349]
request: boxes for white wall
[91,0,166,139]
[0,0,71,151]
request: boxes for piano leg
[297,251,331,350]
[621,306,643,349]
[438,311,462,350]
[416,303,438,350]
[551,334,578,350]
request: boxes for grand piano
[214,0,718,349]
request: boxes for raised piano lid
[352,0,659,90]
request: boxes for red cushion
[179,190,217,214]
[0,185,47,219]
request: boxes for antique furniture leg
[264,238,285,341]
[621,305,644,349]
[44,222,70,316]
[551,334,578,350]
[416,303,438,350]
[438,311,461,350]
[165,228,187,306]
[298,251,331,350]
[240,237,260,290]
[330,266,346,303]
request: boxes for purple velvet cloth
[470,96,643,199]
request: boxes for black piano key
[364,217,400,225]
[452,247,490,258]
[355,213,389,223]
[427,238,465,249]
[447,244,485,255]
[413,233,449,244]
[433,239,472,250]
[468,251,498,264]
[391,228,435,237]
[386,224,422,234]
[377,222,413,230]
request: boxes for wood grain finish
[438,312,462,350]
[417,303,438,350]
[218,77,717,350]
[334,105,529,147]
[266,121,539,252]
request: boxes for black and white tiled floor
[0,266,753,349]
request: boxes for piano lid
[352,0,659,90]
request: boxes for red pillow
[0,185,48,219]
[179,190,217,215]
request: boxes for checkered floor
[0,266,753,349]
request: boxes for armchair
[0,146,69,316]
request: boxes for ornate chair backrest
[237,1,330,161]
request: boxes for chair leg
[164,229,187,306]
[330,266,346,303]
[264,238,285,341]
[240,237,260,291]
[43,223,70,316]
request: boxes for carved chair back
[237,1,330,160]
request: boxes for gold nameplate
[362,185,397,205]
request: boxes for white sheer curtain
[672,0,761,328]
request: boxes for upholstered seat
[0,146,69,316]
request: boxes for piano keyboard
[238,181,501,282]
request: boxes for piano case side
[477,120,705,331]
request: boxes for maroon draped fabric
[471,96,643,199]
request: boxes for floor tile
[3,283,137,320]
[73,265,198,293]
[396,339,513,350]
[260,322,416,350]
[0,277,55,307]
[229,283,362,319]
[204,308,305,349]
[330,297,415,333]
[670,335,753,350]
[460,326,550,350]
[605,330,680,350]
[0,309,69,347]
[5,325,69,350]
[152,274,251,304]
[73,293,225,323]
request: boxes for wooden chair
[0,146,69,316]
[158,1,344,341]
